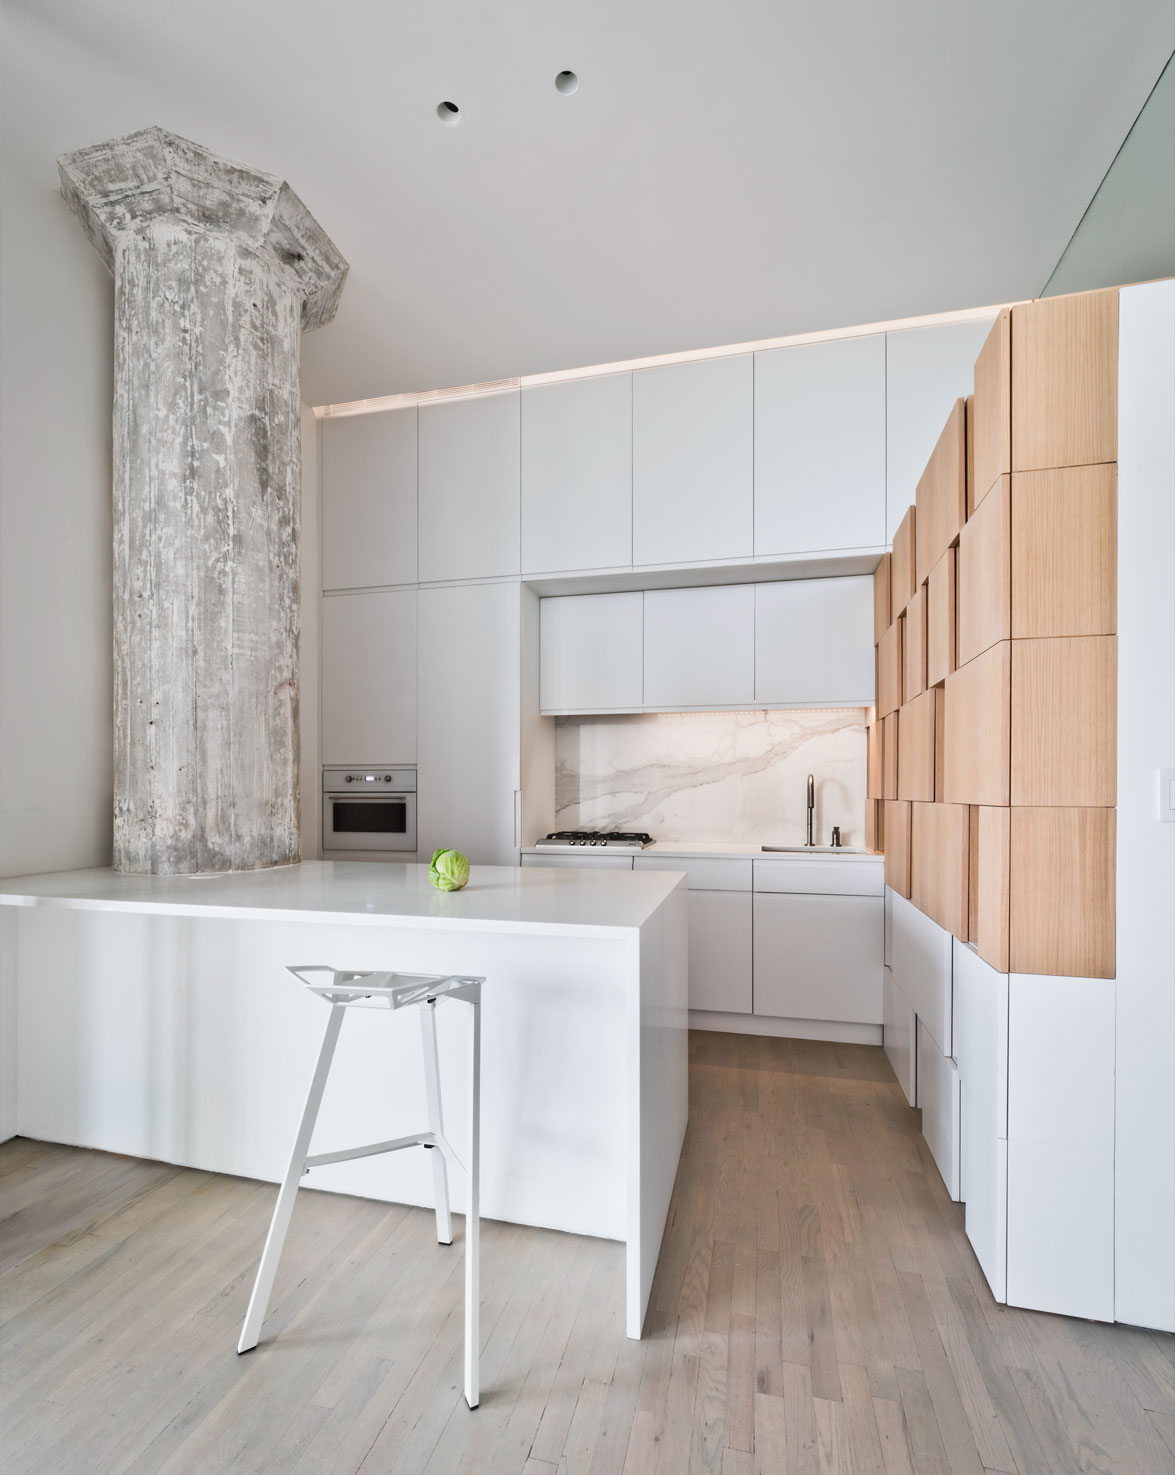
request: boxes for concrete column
[58,129,347,873]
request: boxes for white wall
[1115,279,1175,1333]
[0,149,114,880]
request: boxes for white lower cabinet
[685,889,752,1014]
[753,892,883,1024]
[961,1090,1008,1300]
[883,966,916,1106]
[918,1021,961,1200]
[954,941,1009,1300]
[889,887,953,1055]
[521,854,634,871]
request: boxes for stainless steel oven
[322,768,417,853]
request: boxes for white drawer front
[753,858,883,897]
[890,888,953,1055]
[687,890,752,1013]
[753,893,883,1024]
[953,940,1008,1138]
[918,1021,961,1201]
[521,853,634,871]
[634,856,752,891]
[883,966,916,1106]
[961,1088,1007,1302]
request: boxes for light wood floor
[2,1032,1172,1474]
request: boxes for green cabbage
[429,848,470,892]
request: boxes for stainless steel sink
[760,845,868,854]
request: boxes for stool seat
[237,962,483,1408]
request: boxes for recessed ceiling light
[555,70,580,95]
[437,100,461,126]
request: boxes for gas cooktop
[535,831,654,851]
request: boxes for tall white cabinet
[321,408,418,591]
[320,590,417,766]
[754,334,886,554]
[418,391,521,582]
[632,355,753,566]
[417,581,521,866]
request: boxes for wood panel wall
[871,286,1118,978]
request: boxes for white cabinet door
[754,334,886,555]
[321,408,418,591]
[885,316,997,540]
[883,966,917,1106]
[417,582,519,865]
[320,590,417,765]
[643,585,754,708]
[961,1087,1008,1301]
[418,391,520,582]
[632,355,753,565]
[953,940,1008,1137]
[522,853,634,871]
[752,892,883,1024]
[522,374,631,574]
[889,888,953,1055]
[683,889,752,1014]
[539,592,643,712]
[918,1021,961,1200]
[754,577,874,706]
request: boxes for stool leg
[238,1002,345,1353]
[464,996,481,1409]
[420,1000,452,1246]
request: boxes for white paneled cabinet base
[539,575,875,715]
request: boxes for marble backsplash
[554,709,868,846]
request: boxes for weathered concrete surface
[58,128,347,873]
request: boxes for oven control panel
[322,767,417,793]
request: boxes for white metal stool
[237,966,484,1408]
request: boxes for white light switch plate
[1160,766,1175,822]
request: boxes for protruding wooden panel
[865,796,884,852]
[943,641,1010,806]
[974,805,1010,973]
[926,546,956,687]
[882,711,899,800]
[1011,288,1118,473]
[903,586,927,700]
[965,393,977,515]
[968,805,980,940]
[897,689,936,802]
[915,398,966,586]
[891,505,916,617]
[1010,807,1115,978]
[934,690,946,798]
[972,309,1011,511]
[884,800,912,897]
[957,475,1010,666]
[1011,636,1117,806]
[1011,465,1117,637]
[877,616,903,717]
[911,801,969,939]
[873,552,892,643]
[867,719,882,799]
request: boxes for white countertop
[0,860,685,937]
[523,840,884,863]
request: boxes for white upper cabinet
[644,584,755,708]
[522,374,632,574]
[885,316,997,540]
[754,334,886,555]
[321,408,417,591]
[539,592,643,712]
[320,589,417,766]
[632,355,753,566]
[418,390,520,582]
[754,576,874,706]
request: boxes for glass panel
[332,800,407,835]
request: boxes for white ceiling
[3,0,1171,405]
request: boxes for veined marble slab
[555,708,867,846]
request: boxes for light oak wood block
[926,547,956,688]
[1011,636,1117,806]
[915,398,966,586]
[867,720,882,800]
[972,309,1011,510]
[1012,288,1118,472]
[884,800,912,897]
[934,687,946,798]
[865,796,884,852]
[965,392,977,515]
[873,552,892,643]
[911,801,969,940]
[882,711,899,800]
[974,805,1010,973]
[1011,465,1117,637]
[943,642,1010,807]
[891,505,916,617]
[877,616,903,717]
[903,586,927,700]
[897,689,937,802]
[1010,807,1115,977]
[968,805,980,940]
[957,475,1010,666]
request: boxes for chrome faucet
[805,773,815,847]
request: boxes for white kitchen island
[0,861,688,1337]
